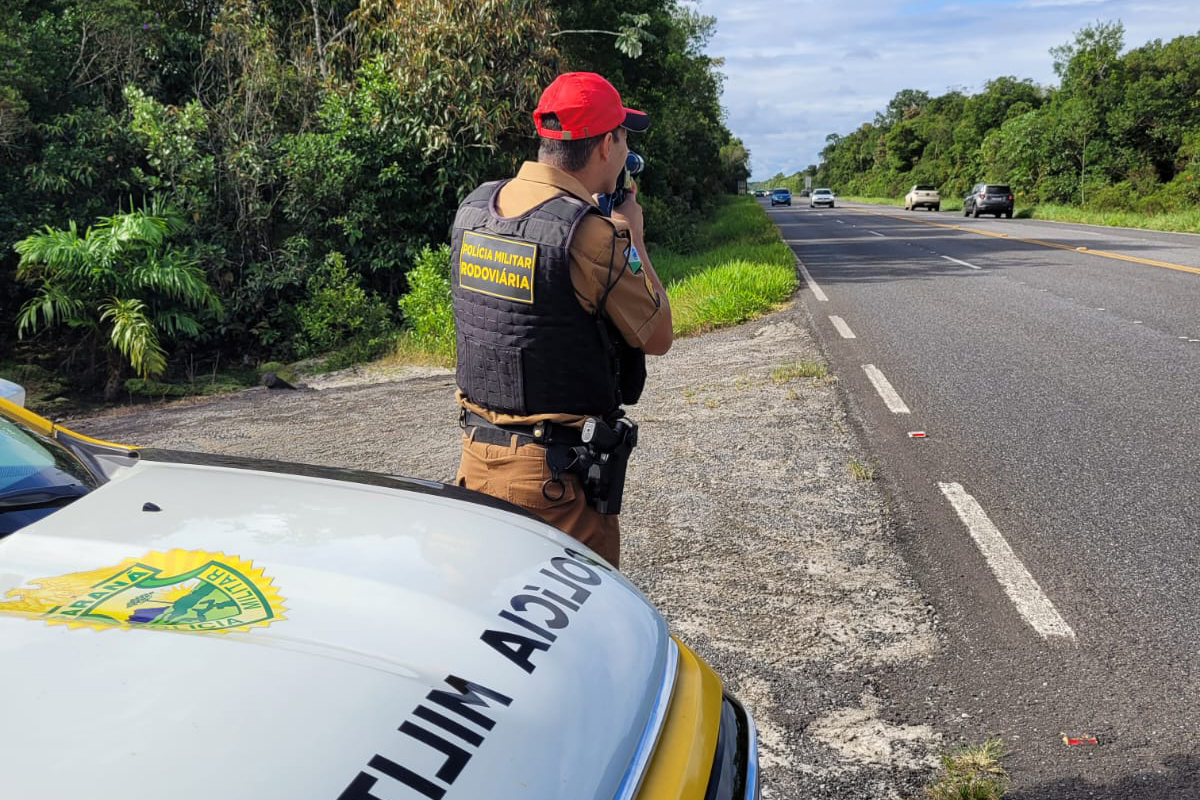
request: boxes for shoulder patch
[626,243,643,274]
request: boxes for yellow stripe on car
[0,396,135,451]
[0,396,55,436]
[636,639,724,800]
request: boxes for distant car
[963,183,1014,218]
[809,188,835,208]
[904,184,940,211]
[798,189,811,198]
[0,383,761,800]
[769,188,791,206]
[753,189,766,197]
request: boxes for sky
[688,0,1200,181]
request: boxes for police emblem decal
[0,549,286,633]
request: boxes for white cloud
[692,0,1200,180]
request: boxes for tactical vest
[450,180,645,416]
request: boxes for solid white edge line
[938,482,1076,642]
[942,255,981,270]
[796,259,828,302]
[861,364,911,414]
[829,316,856,339]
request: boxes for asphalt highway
[768,200,1200,798]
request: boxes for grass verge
[847,459,875,481]
[770,360,826,383]
[653,195,798,336]
[1023,203,1200,233]
[923,738,1009,800]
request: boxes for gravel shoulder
[68,297,944,799]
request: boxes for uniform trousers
[456,431,621,567]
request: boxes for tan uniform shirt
[457,161,664,427]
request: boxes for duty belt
[460,410,584,448]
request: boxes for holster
[570,415,639,515]
[461,409,636,515]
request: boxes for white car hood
[0,457,670,800]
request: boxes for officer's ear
[598,129,615,162]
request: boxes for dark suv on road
[964,183,1014,218]
[770,188,792,206]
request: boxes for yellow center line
[846,207,1200,277]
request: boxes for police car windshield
[0,418,96,517]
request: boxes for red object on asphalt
[907,431,927,438]
[1062,734,1100,746]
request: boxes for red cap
[533,72,649,141]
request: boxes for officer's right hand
[610,181,644,241]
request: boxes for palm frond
[129,253,222,312]
[16,288,88,337]
[94,208,170,250]
[14,224,88,277]
[99,298,167,378]
[155,310,203,338]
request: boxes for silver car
[809,188,836,208]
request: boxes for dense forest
[0,0,751,401]
[766,22,1200,213]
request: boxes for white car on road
[904,184,940,211]
[809,188,836,208]
[0,382,759,800]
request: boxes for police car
[0,379,759,800]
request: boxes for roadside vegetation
[922,738,1009,800]
[1,0,752,408]
[654,196,797,336]
[847,459,875,481]
[769,359,827,384]
[756,21,1200,235]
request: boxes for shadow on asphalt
[1007,754,1200,800]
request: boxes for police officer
[450,72,672,568]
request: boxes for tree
[277,0,558,293]
[1051,20,1125,89]
[14,203,221,399]
[718,136,751,192]
[549,12,656,59]
[1046,22,1127,202]
[876,89,930,127]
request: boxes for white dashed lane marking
[941,255,981,270]
[938,482,1076,642]
[861,365,911,414]
[829,316,856,339]
[868,230,885,237]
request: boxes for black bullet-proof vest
[450,180,644,416]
